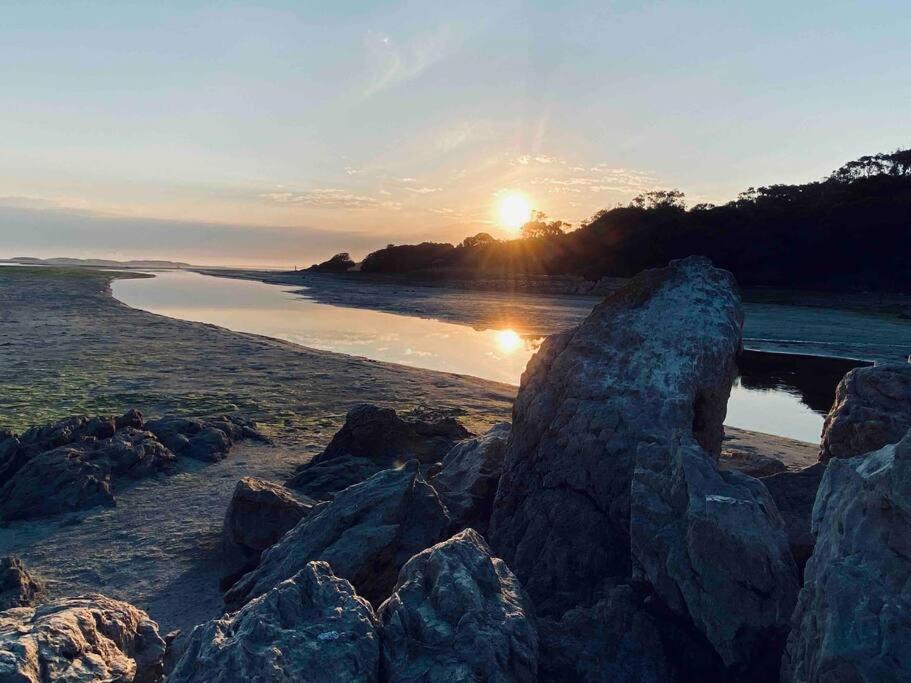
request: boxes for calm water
[113,270,863,443]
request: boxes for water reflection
[112,270,863,443]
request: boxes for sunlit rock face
[782,429,911,683]
[489,256,744,616]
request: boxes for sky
[1,0,909,267]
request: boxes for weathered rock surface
[819,362,911,461]
[489,256,744,615]
[631,437,799,677]
[378,529,537,682]
[718,448,786,478]
[286,404,471,499]
[762,463,826,574]
[225,461,450,609]
[538,585,673,683]
[0,557,44,610]
[145,414,267,462]
[222,477,315,564]
[0,594,166,682]
[171,561,379,683]
[432,423,510,535]
[783,429,911,682]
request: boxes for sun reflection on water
[495,329,523,354]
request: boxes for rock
[538,585,674,683]
[782,429,911,682]
[630,437,799,678]
[222,477,316,564]
[378,529,538,682]
[285,453,385,501]
[718,449,786,478]
[170,562,379,683]
[0,594,166,682]
[489,256,743,615]
[819,362,911,461]
[145,415,267,462]
[0,557,44,610]
[432,423,510,535]
[762,463,827,575]
[225,461,450,609]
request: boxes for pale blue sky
[1,1,909,265]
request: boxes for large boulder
[0,594,166,682]
[0,557,44,610]
[782,429,911,682]
[819,362,911,461]
[222,477,315,564]
[377,529,538,682]
[489,256,743,615]
[286,404,471,500]
[170,562,379,682]
[145,415,267,463]
[225,461,450,609]
[762,463,827,574]
[631,437,799,678]
[432,423,510,535]
[538,584,674,683]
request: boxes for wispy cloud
[361,28,457,100]
[404,186,443,194]
[259,189,402,210]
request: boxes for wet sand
[0,266,823,634]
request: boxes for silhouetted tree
[521,211,570,239]
[629,189,686,210]
[308,252,355,272]
[458,232,498,248]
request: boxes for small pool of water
[112,270,866,443]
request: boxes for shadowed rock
[225,461,450,609]
[286,404,471,500]
[378,529,537,682]
[489,256,743,615]
[762,463,826,575]
[782,429,911,682]
[631,437,799,678]
[819,362,911,461]
[0,594,166,683]
[432,423,510,535]
[171,562,379,683]
[222,477,316,564]
[0,557,44,610]
[145,415,267,462]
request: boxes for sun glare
[495,329,523,354]
[498,194,532,231]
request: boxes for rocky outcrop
[538,585,674,683]
[0,594,166,682]
[222,477,315,564]
[819,362,911,461]
[718,449,786,477]
[489,256,744,615]
[0,557,44,610]
[225,461,450,609]
[762,463,827,574]
[432,423,510,535]
[145,415,267,462]
[378,529,537,682]
[286,404,471,500]
[171,562,379,682]
[782,429,911,682]
[631,437,799,677]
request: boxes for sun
[498,193,532,232]
[495,329,522,354]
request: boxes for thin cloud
[259,189,401,210]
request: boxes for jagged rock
[819,362,911,461]
[432,423,510,535]
[378,529,537,682]
[630,437,799,678]
[222,477,316,564]
[145,415,266,462]
[718,449,786,478]
[225,461,450,609]
[538,585,673,683]
[0,428,174,521]
[286,404,471,500]
[763,463,826,574]
[782,430,911,682]
[170,562,379,683]
[489,257,743,615]
[0,557,44,610]
[0,594,166,682]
